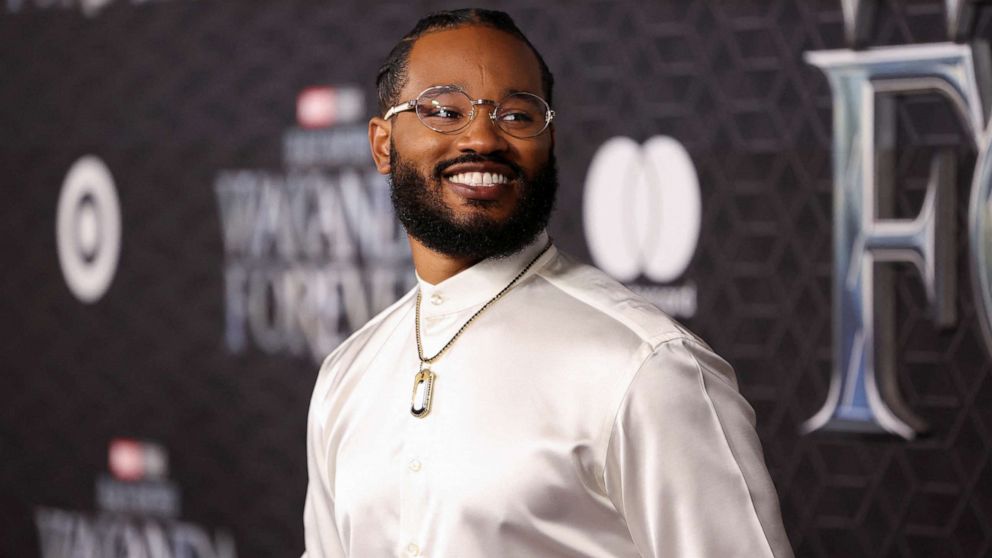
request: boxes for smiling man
[303,9,793,558]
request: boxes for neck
[409,236,482,285]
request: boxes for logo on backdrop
[804,0,992,439]
[35,438,236,558]
[215,85,414,363]
[583,135,700,318]
[296,86,364,129]
[3,0,197,18]
[56,155,121,304]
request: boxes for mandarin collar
[415,231,555,316]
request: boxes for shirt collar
[415,230,555,316]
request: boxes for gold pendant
[410,368,435,418]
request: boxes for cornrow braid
[375,8,554,115]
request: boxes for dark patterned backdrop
[2,0,991,557]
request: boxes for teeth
[448,172,509,186]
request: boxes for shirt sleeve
[603,338,794,558]
[302,362,347,558]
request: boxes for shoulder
[311,285,417,398]
[533,248,703,350]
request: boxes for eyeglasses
[383,84,555,139]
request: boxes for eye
[425,105,464,120]
[498,110,538,127]
[499,110,536,122]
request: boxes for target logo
[583,136,701,283]
[56,155,121,303]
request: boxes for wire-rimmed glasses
[383,84,555,139]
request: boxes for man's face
[370,25,557,260]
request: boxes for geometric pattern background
[1,1,990,556]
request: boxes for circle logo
[56,155,121,303]
[583,136,701,283]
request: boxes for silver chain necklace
[410,242,553,418]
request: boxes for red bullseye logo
[296,85,365,128]
[108,438,168,482]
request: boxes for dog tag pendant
[411,368,435,418]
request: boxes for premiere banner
[2,1,990,557]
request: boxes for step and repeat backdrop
[3,0,992,556]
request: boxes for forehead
[403,25,543,99]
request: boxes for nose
[453,105,510,154]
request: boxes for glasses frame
[383,85,556,138]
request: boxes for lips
[434,155,521,201]
[442,167,515,201]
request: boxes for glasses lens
[495,93,549,138]
[415,87,473,133]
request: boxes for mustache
[432,153,524,180]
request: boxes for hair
[375,8,555,115]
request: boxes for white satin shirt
[303,232,793,557]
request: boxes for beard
[388,144,558,261]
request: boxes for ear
[368,116,392,174]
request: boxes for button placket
[399,388,425,550]
[400,393,431,555]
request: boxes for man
[304,8,793,558]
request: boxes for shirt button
[406,542,421,556]
[408,458,422,472]
[429,293,443,305]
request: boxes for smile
[447,172,510,187]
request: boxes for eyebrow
[425,83,541,98]
[504,88,539,96]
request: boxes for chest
[328,323,611,545]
